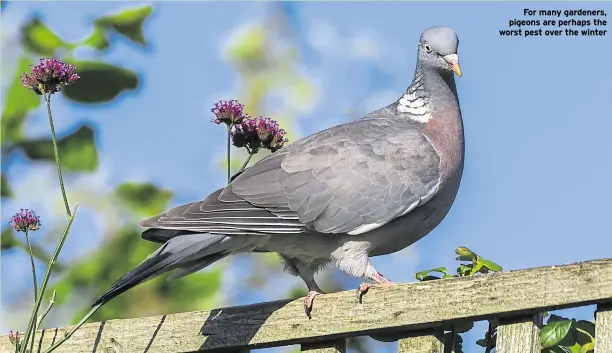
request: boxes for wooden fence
[1,258,612,353]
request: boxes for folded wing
[141,117,441,237]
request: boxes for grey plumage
[93,26,465,310]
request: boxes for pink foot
[304,290,322,319]
[356,272,396,303]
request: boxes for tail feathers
[166,252,229,281]
[92,233,228,307]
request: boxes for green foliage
[1,227,18,250]
[539,315,595,353]
[1,173,12,197]
[51,180,221,322]
[541,315,574,348]
[81,25,110,51]
[415,247,503,282]
[416,249,597,353]
[18,125,98,172]
[415,266,453,281]
[62,61,138,104]
[2,56,42,143]
[94,5,153,45]
[1,227,62,270]
[115,182,173,216]
[20,17,68,55]
[3,4,167,335]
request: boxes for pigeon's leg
[294,261,324,319]
[357,270,396,303]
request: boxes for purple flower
[8,330,20,346]
[20,57,80,95]
[10,209,41,233]
[255,117,288,152]
[231,116,288,153]
[211,100,246,126]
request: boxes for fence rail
[2,258,612,353]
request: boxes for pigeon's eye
[423,44,432,53]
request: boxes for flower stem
[227,124,233,183]
[42,303,103,353]
[29,290,55,353]
[36,290,56,328]
[44,94,71,218]
[24,230,38,302]
[19,205,78,353]
[238,151,255,174]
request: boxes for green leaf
[540,320,574,348]
[0,227,61,269]
[443,332,463,353]
[81,25,110,50]
[453,320,474,334]
[548,314,571,323]
[19,125,98,172]
[62,61,138,103]
[415,267,447,281]
[574,320,596,345]
[1,56,42,143]
[475,339,488,347]
[1,173,12,197]
[20,17,66,55]
[94,5,153,45]
[455,246,477,261]
[115,182,173,216]
[471,261,483,275]
[227,23,266,64]
[579,342,595,353]
[1,227,18,250]
[457,264,472,276]
[480,259,503,272]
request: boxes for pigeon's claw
[357,282,372,303]
[357,272,396,303]
[304,290,321,319]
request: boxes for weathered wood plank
[495,315,542,353]
[1,258,611,353]
[397,329,444,353]
[301,339,345,353]
[595,303,612,353]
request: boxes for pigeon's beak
[443,54,462,77]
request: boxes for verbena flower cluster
[211,100,246,126]
[211,100,288,153]
[21,58,80,95]
[10,209,41,233]
[231,116,288,153]
[8,330,20,346]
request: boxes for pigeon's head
[418,26,462,77]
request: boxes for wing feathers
[142,118,442,238]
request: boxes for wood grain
[495,315,541,353]
[1,258,611,353]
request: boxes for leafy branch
[415,247,596,353]
[4,5,154,353]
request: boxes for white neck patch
[397,91,432,123]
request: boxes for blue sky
[2,1,611,351]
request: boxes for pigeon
[93,26,464,318]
